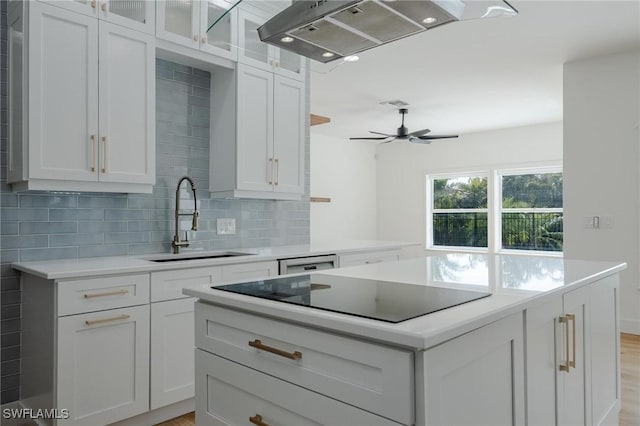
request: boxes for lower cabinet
[525,274,620,426]
[57,305,150,426]
[419,312,525,426]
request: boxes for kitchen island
[185,254,625,426]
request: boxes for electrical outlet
[217,218,236,235]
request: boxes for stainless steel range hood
[257,0,466,63]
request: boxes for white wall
[563,49,640,334]
[376,122,563,247]
[310,133,377,240]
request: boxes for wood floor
[159,334,640,426]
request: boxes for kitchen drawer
[195,303,414,425]
[221,261,278,283]
[338,250,400,268]
[151,266,223,302]
[195,349,402,426]
[57,274,150,316]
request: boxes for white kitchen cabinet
[156,0,237,61]
[195,349,402,426]
[524,274,620,426]
[38,0,155,33]
[57,305,150,426]
[338,249,401,268]
[419,312,525,426]
[8,1,155,193]
[210,63,305,200]
[237,5,305,81]
[221,260,279,282]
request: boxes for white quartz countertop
[184,253,626,350]
[11,239,420,279]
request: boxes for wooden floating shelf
[310,114,331,126]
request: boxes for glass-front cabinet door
[156,0,200,48]
[39,0,154,33]
[275,44,306,82]
[200,0,237,60]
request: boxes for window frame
[426,164,563,256]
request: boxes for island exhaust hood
[257,0,467,63]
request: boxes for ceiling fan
[349,108,459,144]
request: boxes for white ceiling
[309,0,640,139]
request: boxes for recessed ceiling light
[322,52,335,58]
[344,55,359,62]
[423,17,437,24]
[280,36,294,43]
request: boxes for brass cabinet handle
[274,158,279,186]
[202,35,207,43]
[101,136,107,173]
[91,0,96,8]
[101,2,107,12]
[193,35,198,42]
[85,314,130,326]
[567,313,576,369]
[559,315,570,372]
[248,339,302,360]
[83,289,129,299]
[268,158,273,185]
[90,134,96,172]
[249,414,270,426]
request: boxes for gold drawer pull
[248,339,302,360]
[567,313,576,368]
[249,414,270,426]
[83,289,129,299]
[85,314,130,326]
[559,315,570,372]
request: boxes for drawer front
[57,274,150,316]
[195,349,402,426]
[151,266,223,302]
[221,261,278,283]
[195,303,414,425]
[338,250,400,268]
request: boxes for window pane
[433,213,488,248]
[502,173,562,208]
[502,213,563,251]
[434,177,487,209]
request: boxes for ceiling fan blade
[379,137,397,144]
[369,131,395,137]
[416,134,459,140]
[408,128,431,137]
[350,137,392,140]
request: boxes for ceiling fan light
[280,36,294,43]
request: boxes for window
[427,166,563,254]
[430,175,488,249]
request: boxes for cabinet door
[558,286,589,426]
[421,312,525,426]
[151,298,196,409]
[221,261,278,283]
[237,8,274,72]
[37,0,99,18]
[28,2,99,182]
[98,22,155,184]
[273,75,305,195]
[525,295,563,426]
[589,275,620,426]
[156,0,200,48]
[102,0,155,34]
[200,0,238,60]
[274,47,306,81]
[236,64,274,192]
[57,305,150,425]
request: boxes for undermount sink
[143,251,256,263]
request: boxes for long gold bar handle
[101,136,107,173]
[267,158,273,185]
[248,339,302,360]
[567,313,576,368]
[90,135,96,172]
[83,289,129,299]
[85,314,130,326]
[559,316,570,372]
[249,414,270,426]
[274,158,279,186]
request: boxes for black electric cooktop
[213,274,491,323]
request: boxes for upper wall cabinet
[37,0,155,34]
[156,0,237,62]
[8,1,155,193]
[237,5,305,82]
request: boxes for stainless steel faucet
[172,176,199,254]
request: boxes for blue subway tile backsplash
[0,0,309,402]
